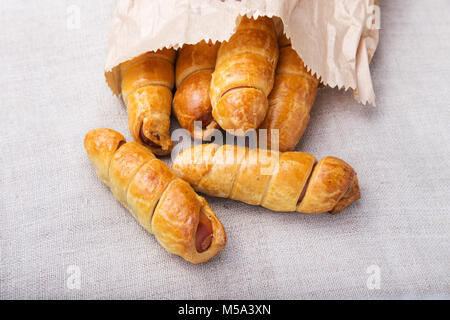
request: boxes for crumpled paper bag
[105,0,380,105]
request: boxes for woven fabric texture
[0,0,449,299]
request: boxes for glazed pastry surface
[210,16,279,134]
[120,48,176,155]
[84,129,226,264]
[173,41,220,140]
[259,34,319,152]
[173,144,360,214]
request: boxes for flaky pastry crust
[173,144,360,214]
[173,41,220,140]
[210,16,279,134]
[259,34,319,152]
[120,49,176,155]
[84,129,226,264]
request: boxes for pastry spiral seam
[173,144,360,214]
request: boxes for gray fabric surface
[0,0,449,299]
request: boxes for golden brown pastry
[172,144,360,214]
[173,41,220,140]
[210,16,279,134]
[259,34,319,152]
[120,48,176,155]
[84,128,226,264]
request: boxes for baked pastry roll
[84,129,226,264]
[172,144,360,214]
[120,48,176,155]
[173,41,220,140]
[259,34,320,151]
[210,16,279,134]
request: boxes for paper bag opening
[105,0,379,105]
